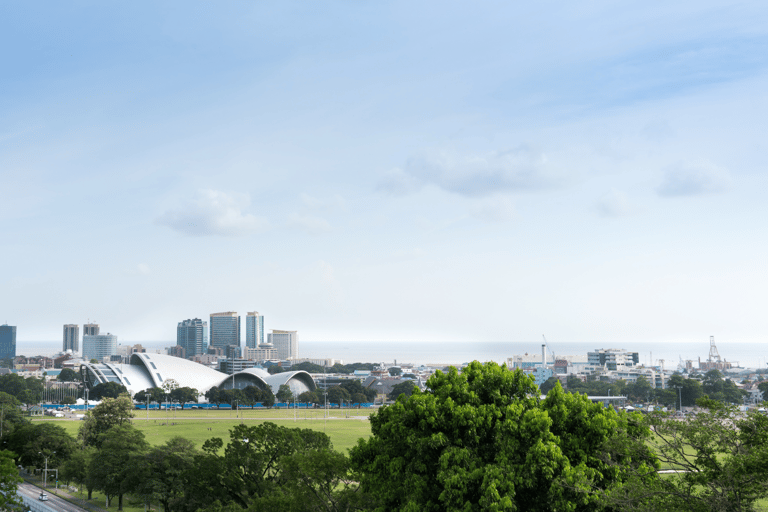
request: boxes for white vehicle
[39,492,48,501]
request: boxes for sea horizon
[14,339,768,370]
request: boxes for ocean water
[18,339,768,369]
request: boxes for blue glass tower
[0,325,17,361]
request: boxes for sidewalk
[22,475,108,512]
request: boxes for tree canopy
[90,381,128,400]
[609,399,768,511]
[0,450,21,509]
[79,395,135,448]
[387,380,416,401]
[57,368,80,382]
[351,361,654,511]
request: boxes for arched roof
[81,353,317,400]
[263,370,316,394]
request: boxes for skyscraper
[83,323,99,336]
[268,330,298,360]
[63,324,79,352]
[177,318,208,358]
[0,325,16,361]
[245,312,264,348]
[82,333,117,362]
[209,312,240,348]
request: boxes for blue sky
[2,1,767,347]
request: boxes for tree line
[540,368,748,407]
[2,362,768,510]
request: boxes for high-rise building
[210,312,240,348]
[245,312,264,349]
[83,323,99,336]
[63,324,79,353]
[0,325,16,361]
[268,330,298,360]
[177,318,208,358]
[82,333,117,362]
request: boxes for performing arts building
[81,352,315,401]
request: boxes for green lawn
[35,408,373,453]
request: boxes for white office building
[63,324,79,353]
[82,333,118,362]
[245,312,264,348]
[268,330,298,360]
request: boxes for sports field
[36,408,374,453]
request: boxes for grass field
[35,408,374,453]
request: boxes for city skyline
[2,3,768,345]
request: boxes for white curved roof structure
[81,353,316,400]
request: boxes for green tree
[0,450,21,509]
[267,365,285,375]
[205,386,223,407]
[134,387,165,405]
[388,367,402,376]
[326,386,350,406]
[89,424,149,510]
[276,384,293,403]
[291,362,325,373]
[6,422,76,468]
[0,374,33,403]
[298,390,320,405]
[90,381,128,400]
[60,447,97,499]
[386,381,416,401]
[540,376,559,395]
[57,368,79,382]
[78,395,135,448]
[625,376,653,402]
[0,392,29,439]
[609,399,768,511]
[758,381,768,401]
[139,437,199,512]
[351,361,654,511]
[338,379,376,402]
[170,387,199,409]
[211,423,337,509]
[253,446,368,511]
[242,385,274,407]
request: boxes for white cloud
[470,196,516,223]
[287,213,331,234]
[300,193,345,211]
[137,263,151,275]
[594,189,640,218]
[657,160,732,197]
[377,168,423,196]
[380,146,556,197]
[155,189,269,236]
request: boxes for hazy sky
[2,2,767,345]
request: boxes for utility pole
[38,451,55,488]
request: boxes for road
[17,482,88,512]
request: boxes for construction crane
[542,335,556,368]
[708,335,721,364]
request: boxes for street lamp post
[145,393,150,421]
[675,386,683,412]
